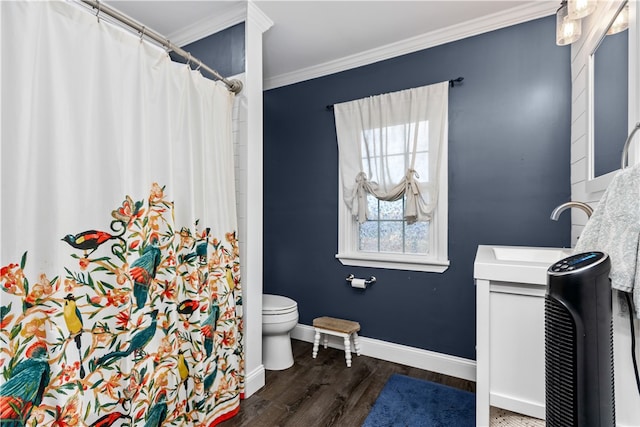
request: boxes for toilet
[262,294,299,370]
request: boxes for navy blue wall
[263,16,572,360]
[174,22,245,78]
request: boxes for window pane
[405,221,429,254]
[386,127,406,155]
[379,221,403,253]
[415,121,429,150]
[413,152,429,178]
[359,221,378,252]
[379,199,403,220]
[386,153,406,182]
[366,193,379,219]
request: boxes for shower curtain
[0,2,243,426]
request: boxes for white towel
[574,164,640,316]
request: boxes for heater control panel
[549,251,606,273]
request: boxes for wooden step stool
[312,316,361,367]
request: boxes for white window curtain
[334,82,448,224]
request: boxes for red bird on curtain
[62,229,124,257]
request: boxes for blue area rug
[362,374,475,427]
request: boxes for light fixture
[557,1,582,46]
[568,0,596,20]
[607,2,629,35]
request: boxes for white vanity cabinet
[474,245,571,427]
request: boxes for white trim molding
[264,2,557,90]
[238,2,273,399]
[168,2,247,47]
[244,364,266,397]
[291,324,476,382]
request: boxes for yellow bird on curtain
[63,293,85,378]
[178,351,190,411]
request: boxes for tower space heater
[545,251,615,427]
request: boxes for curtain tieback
[405,169,420,195]
[353,172,369,223]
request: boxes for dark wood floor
[219,339,476,427]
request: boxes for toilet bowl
[262,294,299,370]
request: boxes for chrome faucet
[550,201,594,221]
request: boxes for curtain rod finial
[449,77,464,87]
[227,79,243,94]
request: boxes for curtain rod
[325,77,463,111]
[80,0,243,94]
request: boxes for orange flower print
[64,278,79,293]
[155,370,169,388]
[149,182,164,201]
[209,253,221,269]
[25,274,54,305]
[112,195,144,225]
[1,262,24,294]
[160,280,177,301]
[78,257,90,270]
[223,306,236,321]
[194,377,205,394]
[29,407,46,425]
[149,214,160,232]
[105,289,129,307]
[166,250,176,266]
[115,311,130,329]
[225,232,236,245]
[20,316,46,339]
[187,271,200,287]
[220,330,236,348]
[154,336,173,363]
[0,313,13,330]
[123,369,142,401]
[179,228,194,249]
[52,395,81,427]
[56,361,81,384]
[101,372,123,400]
[91,328,111,347]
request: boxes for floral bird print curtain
[1,184,244,426]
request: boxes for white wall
[235,2,273,398]
[570,1,640,424]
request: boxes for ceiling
[106,1,558,89]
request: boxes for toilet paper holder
[346,274,376,286]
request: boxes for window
[360,196,429,254]
[334,83,449,272]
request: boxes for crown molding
[247,1,274,34]
[168,2,247,47]
[264,2,558,90]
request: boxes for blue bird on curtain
[201,303,220,357]
[0,341,51,426]
[143,390,168,427]
[131,242,162,310]
[92,309,159,369]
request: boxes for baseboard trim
[243,364,265,398]
[491,391,544,420]
[292,324,476,382]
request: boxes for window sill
[335,252,450,273]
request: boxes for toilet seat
[263,294,297,315]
